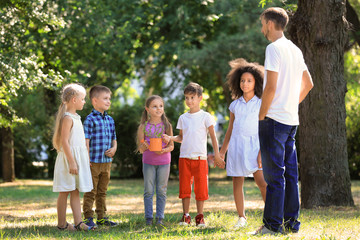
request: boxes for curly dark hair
[226,58,264,100]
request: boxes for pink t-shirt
[142,122,171,165]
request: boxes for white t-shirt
[176,110,216,159]
[264,36,308,125]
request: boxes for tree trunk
[288,0,354,208]
[1,127,15,182]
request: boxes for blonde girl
[52,83,94,231]
[219,59,267,229]
[137,95,174,226]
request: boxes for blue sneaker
[97,217,118,227]
[83,217,97,228]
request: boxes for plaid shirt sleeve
[83,116,93,139]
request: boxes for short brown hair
[89,85,112,99]
[184,82,203,97]
[261,7,289,30]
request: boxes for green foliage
[110,103,143,178]
[0,0,65,128]
[345,47,360,179]
[3,0,360,182]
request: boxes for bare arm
[299,70,314,103]
[137,124,148,153]
[61,116,78,175]
[85,138,91,166]
[259,70,278,120]
[219,112,235,158]
[163,129,183,144]
[162,126,174,153]
[105,139,117,158]
[257,150,262,168]
[209,125,225,168]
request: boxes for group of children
[52,58,267,230]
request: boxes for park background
[1,0,360,239]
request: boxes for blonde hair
[52,83,86,151]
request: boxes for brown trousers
[83,162,112,219]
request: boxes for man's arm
[299,70,314,103]
[259,70,278,120]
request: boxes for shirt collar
[92,109,107,117]
[240,95,258,103]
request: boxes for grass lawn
[0,168,359,239]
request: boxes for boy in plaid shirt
[82,85,118,227]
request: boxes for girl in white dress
[219,59,267,229]
[52,83,94,231]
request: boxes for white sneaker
[248,225,278,235]
[234,217,247,229]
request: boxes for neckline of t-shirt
[187,109,203,115]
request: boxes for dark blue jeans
[259,117,300,233]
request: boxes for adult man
[254,7,314,235]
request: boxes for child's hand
[220,152,226,161]
[154,150,163,155]
[214,154,225,169]
[105,147,116,158]
[139,140,149,153]
[69,161,78,175]
[162,134,170,144]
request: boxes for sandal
[75,221,94,231]
[57,222,75,231]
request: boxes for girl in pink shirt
[137,95,174,226]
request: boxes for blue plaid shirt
[83,109,117,163]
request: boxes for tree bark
[288,0,354,208]
[1,127,15,182]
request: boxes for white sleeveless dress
[53,112,93,192]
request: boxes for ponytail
[52,103,66,151]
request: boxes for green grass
[0,169,359,239]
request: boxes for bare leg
[196,200,204,215]
[70,189,82,225]
[253,170,267,202]
[233,177,245,218]
[57,192,69,227]
[182,198,190,213]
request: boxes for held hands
[162,134,171,144]
[214,153,225,169]
[69,161,78,175]
[105,147,116,158]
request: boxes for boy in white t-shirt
[163,82,224,227]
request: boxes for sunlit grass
[0,169,359,239]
